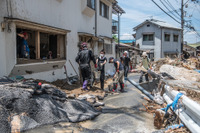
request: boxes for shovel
[61,65,72,87]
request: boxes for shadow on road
[101,104,146,121]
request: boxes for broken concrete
[160,64,200,82]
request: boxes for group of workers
[76,42,151,92]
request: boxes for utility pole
[181,0,184,53]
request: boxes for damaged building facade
[134,19,181,61]
[0,0,121,81]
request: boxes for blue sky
[113,0,200,44]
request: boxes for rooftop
[133,19,181,30]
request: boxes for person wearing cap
[139,52,150,83]
[76,42,97,90]
[17,32,30,58]
[109,57,125,92]
[121,51,131,80]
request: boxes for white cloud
[115,0,200,43]
[120,33,134,40]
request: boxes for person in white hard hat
[139,52,150,83]
[121,51,131,80]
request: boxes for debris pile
[142,98,190,133]
[160,64,200,82]
[0,78,99,132]
[152,57,200,72]
[151,57,200,103]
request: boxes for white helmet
[124,51,128,54]
[142,52,147,57]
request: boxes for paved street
[25,74,156,133]
[80,73,156,133]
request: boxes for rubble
[160,64,200,82]
[0,80,99,132]
[152,57,200,72]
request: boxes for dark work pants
[124,66,129,78]
[139,71,149,83]
[100,70,105,89]
[80,65,91,82]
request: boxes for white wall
[0,0,114,81]
[161,28,181,57]
[0,1,7,76]
[97,0,112,38]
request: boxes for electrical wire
[151,0,181,24]
[160,0,180,20]
[165,0,181,16]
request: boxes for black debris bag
[0,80,99,132]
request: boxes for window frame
[87,0,95,10]
[143,34,154,41]
[16,28,66,64]
[99,1,109,19]
[105,43,112,54]
[173,34,179,42]
[164,33,170,42]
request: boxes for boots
[82,80,88,90]
[112,83,118,92]
[120,83,126,93]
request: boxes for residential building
[183,44,198,57]
[0,0,122,81]
[133,19,181,60]
[120,40,135,45]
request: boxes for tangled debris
[152,57,200,72]
[142,98,190,133]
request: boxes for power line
[160,0,181,20]
[165,0,181,16]
[151,0,181,24]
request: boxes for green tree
[112,35,118,43]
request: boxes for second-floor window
[173,34,178,42]
[100,1,109,19]
[143,34,154,41]
[165,34,170,42]
[87,0,95,10]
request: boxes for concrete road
[80,73,156,133]
[25,73,156,133]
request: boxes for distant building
[183,44,197,57]
[133,19,181,60]
[120,40,135,45]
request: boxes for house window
[100,1,109,19]
[16,28,66,64]
[165,34,170,42]
[173,34,178,42]
[87,0,95,10]
[143,34,154,41]
[105,44,112,54]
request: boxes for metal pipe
[95,0,97,37]
[164,85,200,127]
[127,78,154,100]
[163,93,200,133]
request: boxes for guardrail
[164,85,200,133]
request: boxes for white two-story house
[0,0,121,81]
[133,19,181,60]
